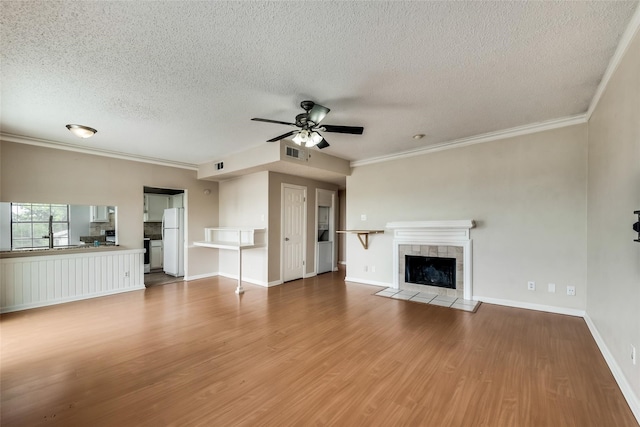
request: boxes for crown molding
[587,3,640,120]
[0,133,198,170]
[351,114,588,168]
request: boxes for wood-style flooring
[1,269,637,426]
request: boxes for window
[11,203,69,249]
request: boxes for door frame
[280,183,307,283]
[315,188,336,274]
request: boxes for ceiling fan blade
[316,138,330,149]
[266,130,297,142]
[252,118,296,126]
[321,125,364,135]
[308,104,330,124]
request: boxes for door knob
[285,237,290,241]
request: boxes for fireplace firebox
[405,255,456,289]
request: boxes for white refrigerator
[162,207,184,277]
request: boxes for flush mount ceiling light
[413,134,425,140]
[66,124,97,138]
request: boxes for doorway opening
[143,186,186,286]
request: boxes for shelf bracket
[356,233,370,250]
[336,230,384,250]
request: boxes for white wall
[0,202,10,250]
[346,124,588,312]
[69,205,90,245]
[218,171,269,285]
[586,29,640,408]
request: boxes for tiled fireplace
[386,220,475,300]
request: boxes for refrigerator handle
[161,214,165,240]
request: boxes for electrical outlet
[527,281,535,291]
[124,271,130,278]
[566,285,576,296]
[364,265,368,272]
[371,265,376,273]
[361,214,367,221]
[548,283,556,293]
[632,345,636,365]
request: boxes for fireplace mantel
[386,220,475,299]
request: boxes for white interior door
[283,185,306,282]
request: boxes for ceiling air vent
[215,161,224,170]
[285,145,306,161]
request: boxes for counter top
[0,245,124,259]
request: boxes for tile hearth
[374,288,480,312]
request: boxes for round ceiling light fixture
[66,124,97,138]
[413,134,425,140]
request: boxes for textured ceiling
[1,1,638,166]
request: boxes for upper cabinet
[144,194,169,222]
[90,205,109,222]
[169,193,184,208]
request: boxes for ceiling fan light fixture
[66,124,97,138]
[292,131,305,146]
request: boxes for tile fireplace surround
[386,220,475,300]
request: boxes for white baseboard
[217,272,268,287]
[184,272,218,281]
[303,272,317,279]
[474,296,586,317]
[339,261,346,265]
[584,314,640,423]
[0,285,146,314]
[344,276,391,288]
[267,280,283,287]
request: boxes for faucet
[42,215,54,248]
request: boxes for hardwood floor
[1,269,637,426]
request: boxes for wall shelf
[336,230,384,250]
[194,227,266,294]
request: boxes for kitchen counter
[0,244,121,259]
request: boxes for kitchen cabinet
[169,193,184,208]
[144,194,169,222]
[90,205,109,222]
[150,240,163,269]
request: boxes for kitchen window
[11,203,69,249]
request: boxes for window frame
[11,203,70,249]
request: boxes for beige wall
[587,31,640,400]
[346,123,588,311]
[0,141,219,278]
[268,172,339,283]
[218,171,269,284]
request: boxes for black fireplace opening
[405,255,456,289]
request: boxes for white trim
[1,133,198,170]
[584,314,640,423]
[268,279,284,287]
[475,296,585,317]
[303,272,317,279]
[184,272,218,281]
[351,114,587,167]
[217,272,268,287]
[344,276,391,288]
[586,4,640,120]
[0,286,145,314]
[339,261,347,265]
